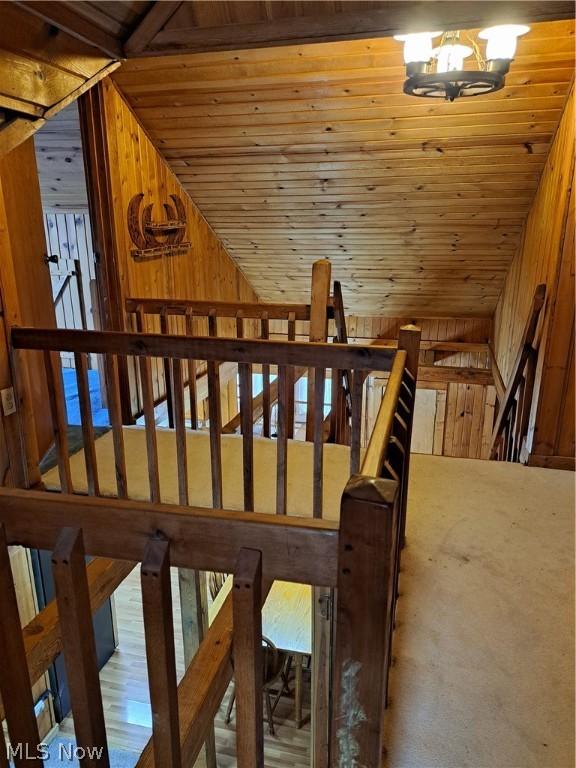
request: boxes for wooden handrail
[121,260,337,429]
[126,297,316,321]
[12,327,395,372]
[361,350,407,477]
[12,325,398,535]
[0,488,338,587]
[0,481,403,768]
[332,281,348,346]
[490,284,546,459]
[332,279,352,406]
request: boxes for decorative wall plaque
[127,193,192,260]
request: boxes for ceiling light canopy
[394,24,529,101]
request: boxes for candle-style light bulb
[479,24,530,62]
[394,31,442,65]
[434,35,473,73]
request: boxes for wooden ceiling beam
[0,116,44,159]
[0,61,120,160]
[124,1,182,55]
[0,96,43,119]
[15,1,124,59]
[140,1,575,56]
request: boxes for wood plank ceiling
[34,102,88,210]
[112,19,574,316]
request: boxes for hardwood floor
[58,568,311,766]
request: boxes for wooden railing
[124,296,321,435]
[6,323,420,767]
[124,260,335,429]
[326,280,352,444]
[0,329,419,768]
[490,285,546,462]
[0,476,400,768]
[0,492,338,768]
[6,320,419,767]
[14,327,395,515]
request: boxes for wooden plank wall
[82,78,259,416]
[0,140,57,739]
[531,180,575,466]
[346,316,496,459]
[0,138,57,460]
[493,86,574,468]
[88,79,257,309]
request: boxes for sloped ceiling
[112,19,575,315]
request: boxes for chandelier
[394,25,530,101]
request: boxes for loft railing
[326,280,352,445]
[13,327,400,515]
[123,259,335,430]
[0,477,393,768]
[124,297,319,436]
[5,324,421,767]
[490,284,545,462]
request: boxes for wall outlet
[1,387,16,416]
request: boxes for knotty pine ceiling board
[34,103,88,210]
[113,19,575,316]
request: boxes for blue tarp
[62,367,109,427]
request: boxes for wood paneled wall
[345,315,496,460]
[532,180,575,466]
[80,78,258,417]
[0,138,57,464]
[346,316,491,346]
[493,86,574,468]
[0,140,57,731]
[83,78,257,319]
[35,103,89,211]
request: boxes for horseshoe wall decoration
[127,193,191,260]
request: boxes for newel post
[308,258,333,768]
[331,475,398,768]
[307,258,332,440]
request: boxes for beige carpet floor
[384,454,574,768]
[44,432,574,767]
[42,426,351,520]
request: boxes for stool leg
[265,689,275,736]
[294,654,303,728]
[225,685,235,724]
[281,655,293,696]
